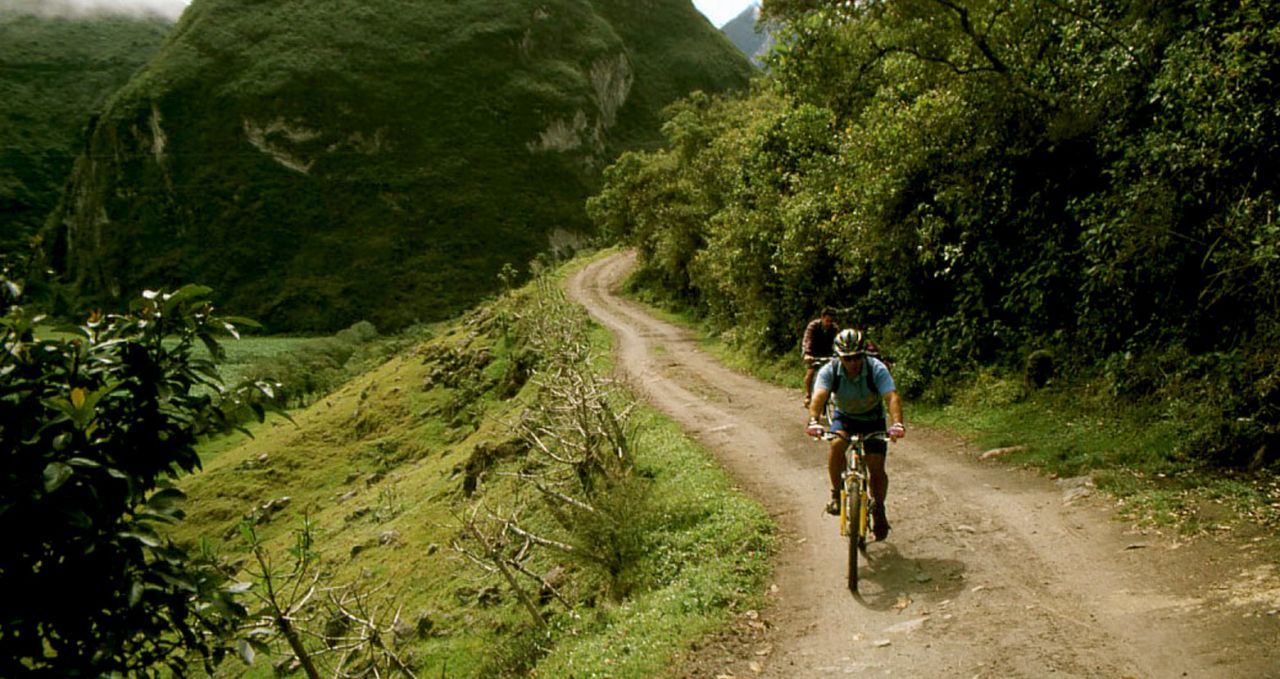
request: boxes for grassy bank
[173,261,773,677]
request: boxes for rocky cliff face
[50,0,752,331]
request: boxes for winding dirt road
[568,251,1280,678]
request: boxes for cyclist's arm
[884,390,904,432]
[808,387,830,423]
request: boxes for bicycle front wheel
[846,480,861,592]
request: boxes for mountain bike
[809,418,873,592]
[803,355,827,408]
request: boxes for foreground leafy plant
[0,267,279,676]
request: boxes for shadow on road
[849,543,968,611]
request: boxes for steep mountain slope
[48,0,752,332]
[720,2,771,66]
[0,5,170,251]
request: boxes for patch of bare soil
[567,251,1280,679]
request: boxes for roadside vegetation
[590,2,1280,535]
[177,265,772,677]
[0,271,279,676]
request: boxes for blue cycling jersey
[815,356,895,420]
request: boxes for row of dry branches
[452,282,644,631]
[232,521,419,679]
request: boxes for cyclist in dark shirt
[801,308,839,408]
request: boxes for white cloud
[692,0,757,28]
[0,0,189,20]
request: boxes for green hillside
[0,6,170,251]
[168,269,772,677]
[48,0,753,332]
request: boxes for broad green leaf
[66,510,92,530]
[145,487,187,510]
[162,284,213,314]
[41,396,74,417]
[220,316,262,330]
[136,508,183,524]
[257,382,276,400]
[121,530,162,548]
[67,457,102,468]
[236,638,255,665]
[43,462,73,493]
[157,571,197,592]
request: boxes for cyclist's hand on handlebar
[888,422,906,441]
[805,417,824,438]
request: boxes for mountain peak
[720,1,771,66]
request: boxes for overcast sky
[1,0,189,19]
[5,0,757,27]
[692,0,757,28]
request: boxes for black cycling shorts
[831,410,888,455]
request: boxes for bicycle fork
[840,457,869,541]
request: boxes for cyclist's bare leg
[803,364,817,405]
[866,453,890,538]
[827,433,851,495]
[866,453,888,505]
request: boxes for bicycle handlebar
[807,422,898,444]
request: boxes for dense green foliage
[0,266,279,675]
[0,6,170,250]
[47,0,752,333]
[589,0,1280,471]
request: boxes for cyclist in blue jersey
[804,328,906,540]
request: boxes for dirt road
[567,251,1280,678]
